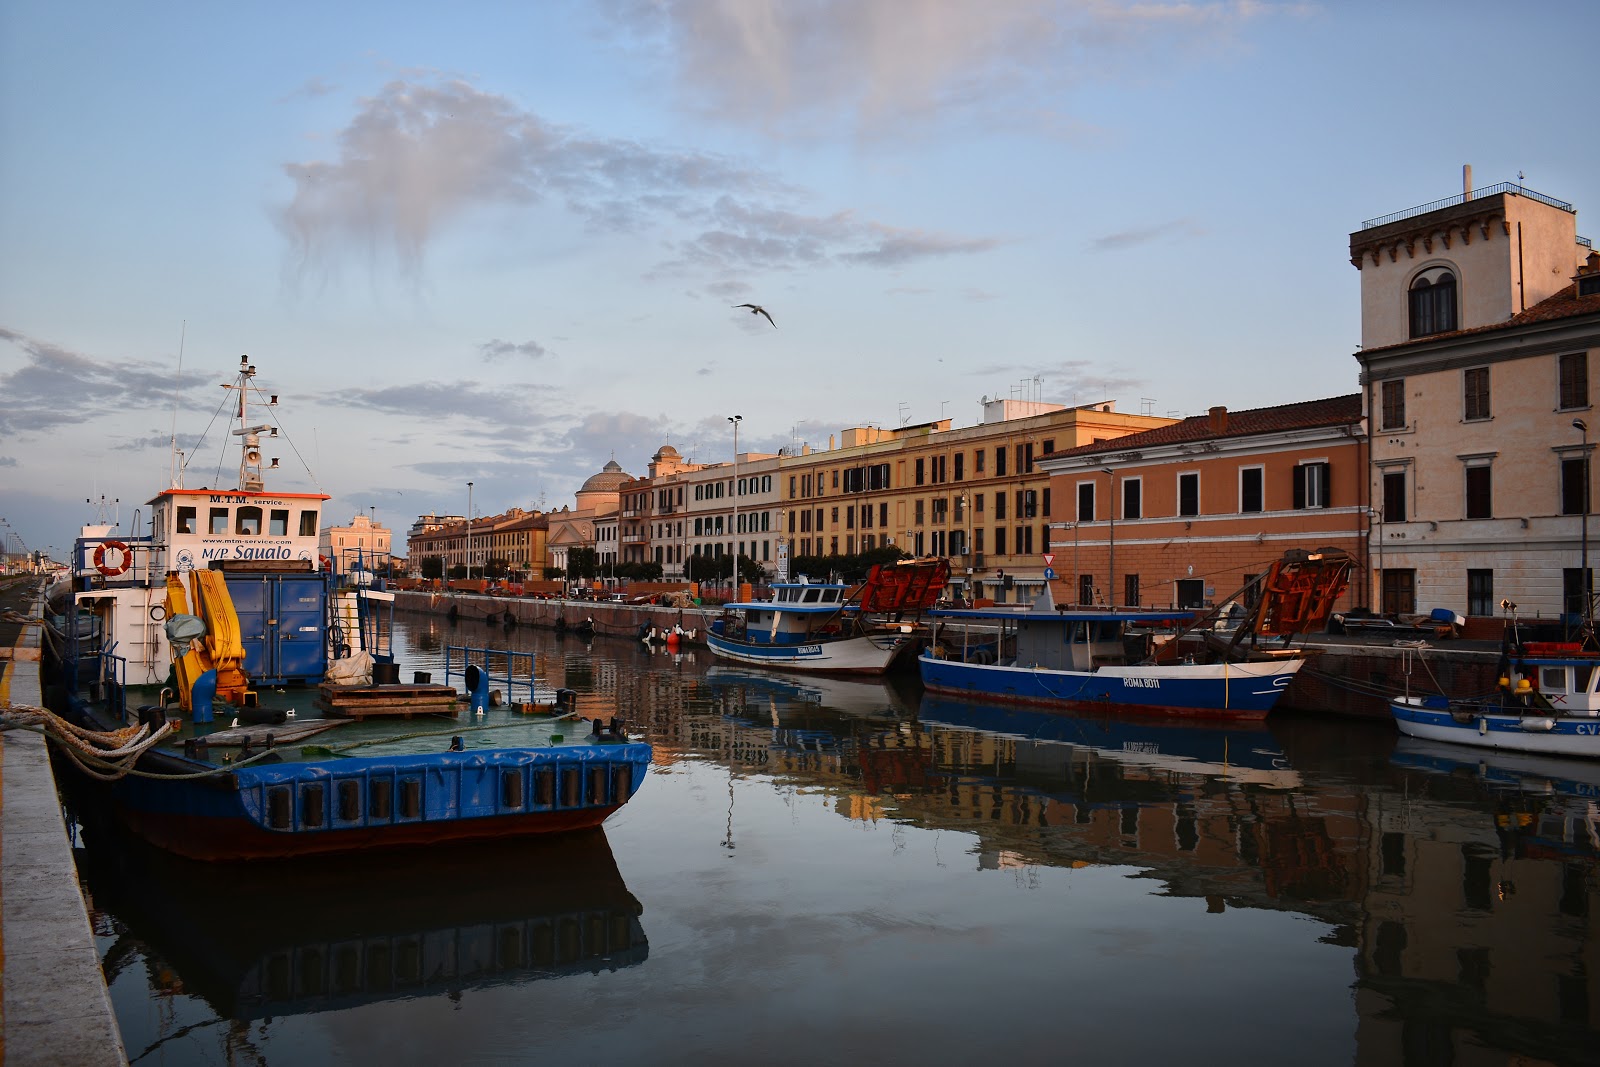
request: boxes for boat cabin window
[176,506,196,534]
[269,509,290,536]
[209,507,230,534]
[1542,667,1569,693]
[236,506,262,536]
[299,510,319,536]
[1578,663,1597,694]
[803,588,821,603]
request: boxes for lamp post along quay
[728,414,742,596]
[466,481,474,581]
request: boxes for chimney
[1463,164,1472,198]
[1208,406,1228,434]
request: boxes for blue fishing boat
[919,549,1351,721]
[38,357,650,860]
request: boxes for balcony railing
[1361,182,1574,230]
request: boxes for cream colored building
[1352,169,1600,617]
[319,513,392,573]
[775,400,1174,601]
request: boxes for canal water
[67,613,1599,1065]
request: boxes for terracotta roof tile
[1044,394,1363,460]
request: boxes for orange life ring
[93,540,132,577]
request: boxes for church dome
[579,459,631,494]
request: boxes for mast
[225,356,278,492]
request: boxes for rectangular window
[1564,568,1594,616]
[1016,525,1031,555]
[915,458,925,486]
[974,528,984,554]
[1381,379,1406,430]
[975,450,986,474]
[268,509,289,536]
[1042,439,1055,456]
[1178,473,1199,517]
[1465,465,1492,519]
[995,447,1007,476]
[879,503,888,526]
[994,527,1007,555]
[209,507,229,534]
[1467,570,1494,617]
[1041,488,1051,516]
[1124,573,1140,608]
[1077,483,1095,522]
[1023,443,1035,473]
[1464,367,1490,420]
[995,493,1007,520]
[1293,462,1330,510]
[1240,468,1264,514]
[1561,353,1589,411]
[975,493,985,514]
[914,499,925,524]
[954,452,965,480]
[176,506,197,534]
[1563,456,1589,515]
[1077,574,1093,606]
[1382,470,1407,523]
[1122,479,1141,520]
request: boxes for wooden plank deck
[317,683,461,719]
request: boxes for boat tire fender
[149,604,167,621]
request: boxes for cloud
[605,0,1306,135]
[1089,217,1205,251]
[0,456,16,467]
[973,359,1145,400]
[0,328,195,439]
[479,339,549,362]
[277,75,998,284]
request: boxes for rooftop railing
[1361,182,1575,230]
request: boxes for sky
[3,0,1597,559]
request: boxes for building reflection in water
[676,675,1600,1066]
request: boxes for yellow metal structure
[163,571,255,710]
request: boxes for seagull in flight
[733,303,776,328]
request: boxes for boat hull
[919,653,1303,720]
[57,729,653,861]
[706,631,910,675]
[1390,696,1600,759]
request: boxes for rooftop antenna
[1140,397,1155,416]
[898,402,910,427]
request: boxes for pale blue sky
[3,0,1597,556]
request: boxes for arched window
[1409,268,1457,338]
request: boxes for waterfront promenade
[0,576,126,1065]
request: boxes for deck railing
[1361,182,1575,230]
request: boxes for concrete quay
[0,576,127,1066]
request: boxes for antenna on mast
[169,321,186,489]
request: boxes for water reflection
[77,829,646,1031]
[75,615,1600,1064]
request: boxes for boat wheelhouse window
[209,507,230,534]
[1578,663,1597,694]
[1541,668,1568,693]
[803,588,821,603]
[299,510,318,536]
[822,588,841,603]
[269,509,289,536]
[235,506,262,535]
[176,506,197,534]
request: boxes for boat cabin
[930,608,1193,671]
[720,579,854,646]
[148,487,327,574]
[1515,644,1600,716]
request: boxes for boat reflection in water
[76,825,647,1025]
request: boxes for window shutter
[1292,465,1306,510]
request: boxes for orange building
[1039,396,1367,610]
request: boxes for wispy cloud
[605,0,1308,135]
[277,75,998,285]
[1089,217,1205,251]
[479,339,549,362]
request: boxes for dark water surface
[71,614,1600,1065]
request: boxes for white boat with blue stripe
[1390,632,1600,758]
[706,578,916,675]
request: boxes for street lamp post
[1576,418,1590,625]
[728,415,742,596]
[1101,469,1116,608]
[466,481,474,581]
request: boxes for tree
[567,547,598,580]
[421,555,444,580]
[483,557,510,579]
